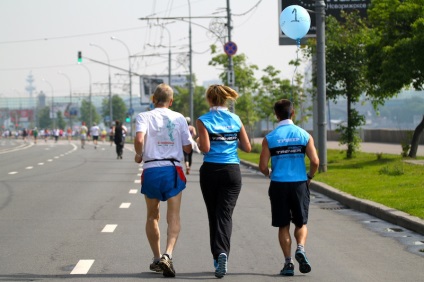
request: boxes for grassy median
[239,149,424,220]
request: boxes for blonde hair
[206,85,238,106]
[153,83,173,106]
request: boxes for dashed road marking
[47,159,53,162]
[134,179,141,184]
[70,259,95,275]
[8,171,18,175]
[25,166,33,170]
[38,163,44,165]
[129,189,138,194]
[120,203,131,209]
[101,224,117,233]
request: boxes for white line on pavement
[38,163,44,165]
[101,224,118,233]
[120,203,131,208]
[70,259,95,275]
[134,179,141,184]
[8,171,18,175]
[129,189,138,194]
[25,166,33,169]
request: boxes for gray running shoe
[159,254,176,277]
[149,259,162,273]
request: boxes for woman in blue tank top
[196,85,251,278]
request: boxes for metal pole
[315,0,327,172]
[111,36,133,139]
[58,72,72,129]
[78,64,92,128]
[226,0,235,113]
[90,43,112,126]
[187,0,194,123]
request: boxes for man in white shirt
[134,83,192,277]
[90,122,100,149]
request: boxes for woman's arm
[196,119,210,153]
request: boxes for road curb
[240,159,424,236]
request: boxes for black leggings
[199,162,241,260]
[184,151,193,166]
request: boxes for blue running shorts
[141,166,186,201]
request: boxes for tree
[80,99,100,128]
[56,111,66,130]
[172,83,209,123]
[101,95,127,125]
[305,11,369,158]
[38,106,51,129]
[366,0,424,157]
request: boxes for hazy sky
[0,0,300,99]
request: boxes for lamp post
[42,79,55,129]
[90,43,113,125]
[58,71,72,129]
[111,36,133,139]
[78,64,93,128]
[186,0,194,124]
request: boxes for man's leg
[144,196,161,259]
[294,224,307,247]
[278,225,292,258]
[164,192,182,256]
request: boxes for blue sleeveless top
[198,107,241,164]
[266,120,310,182]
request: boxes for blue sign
[224,41,237,56]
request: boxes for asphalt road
[0,139,423,281]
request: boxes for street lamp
[111,36,133,138]
[42,78,55,129]
[57,71,72,129]
[90,43,113,125]
[78,64,93,128]
[187,0,194,124]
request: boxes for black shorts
[268,181,310,228]
[93,136,99,141]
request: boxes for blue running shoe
[295,250,311,273]
[215,253,227,278]
[280,262,294,276]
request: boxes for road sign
[224,41,237,56]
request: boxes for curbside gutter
[240,159,424,236]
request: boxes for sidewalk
[243,140,424,235]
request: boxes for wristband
[136,153,143,157]
[307,173,314,180]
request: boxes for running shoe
[280,262,294,276]
[215,253,227,278]
[159,254,176,277]
[149,259,162,273]
[295,249,311,273]
[213,259,218,270]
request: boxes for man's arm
[259,138,271,177]
[134,131,145,163]
[305,135,319,180]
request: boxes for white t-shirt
[136,108,192,169]
[90,125,100,136]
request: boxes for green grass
[238,149,424,220]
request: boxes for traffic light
[78,51,82,63]
[125,114,130,123]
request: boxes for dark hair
[274,99,293,120]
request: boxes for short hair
[274,99,293,120]
[206,84,238,107]
[153,83,173,106]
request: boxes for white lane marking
[129,189,138,194]
[47,159,53,162]
[70,259,95,275]
[54,156,59,159]
[60,154,64,156]
[101,224,118,233]
[38,163,44,165]
[138,168,143,171]
[134,179,141,184]
[26,166,33,170]
[120,203,131,209]
[415,241,424,245]
[8,171,18,175]
[137,173,141,176]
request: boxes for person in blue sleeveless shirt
[259,99,319,277]
[196,85,251,278]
